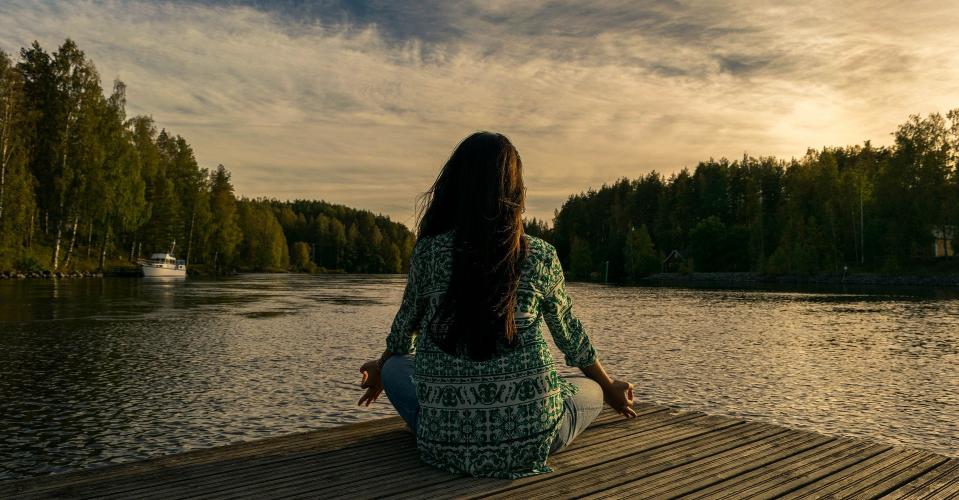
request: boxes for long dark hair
[416,132,529,361]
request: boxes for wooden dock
[3,403,958,499]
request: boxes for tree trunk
[86,221,93,258]
[0,140,6,223]
[0,96,10,223]
[52,117,71,270]
[213,251,219,274]
[27,209,34,248]
[0,156,5,223]
[851,208,859,265]
[129,239,136,262]
[52,220,63,270]
[186,211,195,265]
[63,214,80,268]
[98,232,108,271]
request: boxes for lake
[0,275,957,480]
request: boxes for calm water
[1,275,957,480]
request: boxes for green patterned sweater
[385,231,598,479]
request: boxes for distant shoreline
[0,268,369,280]
[0,270,105,280]
[6,269,959,288]
[635,271,959,288]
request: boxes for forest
[531,110,959,282]
[0,40,414,275]
[3,39,956,280]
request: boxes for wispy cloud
[2,0,957,225]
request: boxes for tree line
[257,199,415,273]
[0,39,413,274]
[531,111,959,281]
[4,39,954,280]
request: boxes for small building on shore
[932,225,956,258]
[662,249,685,272]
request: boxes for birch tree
[0,50,35,260]
[0,51,23,228]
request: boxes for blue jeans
[381,354,604,454]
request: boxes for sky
[2,0,958,227]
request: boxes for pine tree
[208,165,241,271]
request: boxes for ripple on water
[0,276,957,481]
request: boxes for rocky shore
[0,270,105,280]
[0,266,235,279]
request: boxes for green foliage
[523,217,552,241]
[270,200,414,273]
[551,113,959,279]
[568,236,593,279]
[0,39,416,274]
[208,165,242,270]
[2,39,957,278]
[0,50,35,255]
[623,225,659,280]
[291,241,315,272]
[688,216,727,272]
[14,252,46,272]
[236,200,289,271]
[687,217,751,272]
[766,216,840,274]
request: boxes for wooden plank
[591,403,669,426]
[544,415,731,468]
[129,405,669,500]
[111,435,423,500]
[7,429,414,499]
[175,407,676,500]
[4,406,669,500]
[268,412,728,499]
[374,415,750,500]
[582,429,833,499]
[850,453,951,498]
[1,416,409,498]
[885,458,959,499]
[3,400,956,500]
[474,422,788,500]
[557,405,677,446]
[554,410,706,455]
[359,414,729,499]
[208,408,712,499]
[682,438,891,499]
[142,446,424,499]
[47,431,415,499]
[780,448,947,499]
[122,407,676,500]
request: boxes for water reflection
[0,276,956,480]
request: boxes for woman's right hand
[357,359,384,406]
[603,379,637,418]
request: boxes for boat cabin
[147,253,186,269]
[149,253,175,264]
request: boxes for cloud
[1,0,957,225]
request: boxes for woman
[357,132,635,479]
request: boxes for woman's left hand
[603,379,637,418]
[357,359,384,406]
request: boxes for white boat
[141,253,187,278]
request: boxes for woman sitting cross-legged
[357,131,636,479]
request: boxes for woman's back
[361,131,634,480]
[385,230,598,478]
